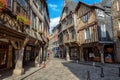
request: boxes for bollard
[119,67,120,77]
[100,67,104,77]
[87,71,91,80]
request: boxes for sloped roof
[94,0,111,9]
[75,1,104,11]
[60,0,77,21]
[101,0,111,7]
[64,1,77,12]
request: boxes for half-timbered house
[58,0,78,61]
[75,1,114,63]
[0,0,50,75]
[111,0,120,62]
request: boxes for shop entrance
[104,44,114,63]
[0,42,8,69]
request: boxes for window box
[17,13,31,25]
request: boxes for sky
[47,0,102,33]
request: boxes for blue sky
[47,0,102,33]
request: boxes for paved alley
[21,58,120,80]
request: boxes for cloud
[49,3,59,11]
[50,17,60,33]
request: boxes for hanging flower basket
[17,13,31,25]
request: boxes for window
[17,0,27,7]
[84,28,90,40]
[0,50,7,65]
[118,20,120,29]
[65,7,68,14]
[97,9,104,17]
[8,0,12,8]
[32,13,36,28]
[72,31,75,39]
[81,12,90,23]
[39,1,42,11]
[16,5,20,14]
[116,1,119,11]
[100,24,106,38]
[38,20,42,31]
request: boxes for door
[0,43,8,69]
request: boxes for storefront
[104,45,114,63]
[24,45,36,63]
[83,44,114,63]
[70,47,79,60]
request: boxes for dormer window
[65,7,68,14]
[97,9,104,17]
[81,12,90,23]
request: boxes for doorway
[0,42,8,69]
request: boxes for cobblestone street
[22,57,120,80]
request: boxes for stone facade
[111,0,120,62]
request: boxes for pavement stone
[21,58,120,80]
[1,57,120,80]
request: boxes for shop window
[0,50,7,66]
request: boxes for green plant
[17,13,31,25]
[0,0,7,9]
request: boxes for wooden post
[66,46,70,61]
[62,47,64,58]
[42,46,44,63]
[35,47,41,67]
[13,38,28,75]
[98,45,104,64]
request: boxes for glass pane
[0,50,6,65]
